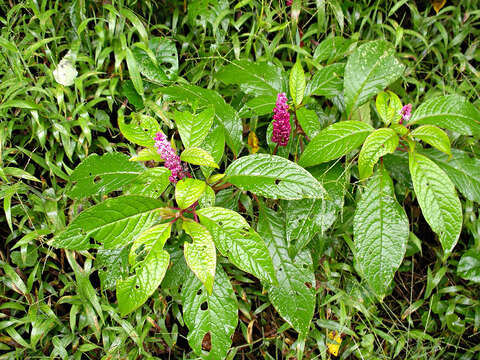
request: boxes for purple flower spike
[154,133,186,183]
[400,104,412,123]
[271,93,291,147]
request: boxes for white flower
[53,51,78,86]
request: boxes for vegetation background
[0,0,479,359]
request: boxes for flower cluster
[399,104,412,123]
[271,92,291,147]
[154,133,187,183]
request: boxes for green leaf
[95,247,129,290]
[290,61,306,107]
[295,107,322,139]
[180,147,219,168]
[121,80,143,110]
[375,91,402,125]
[200,126,225,178]
[358,128,399,179]
[132,46,168,84]
[52,196,163,250]
[457,249,480,283]
[117,224,171,316]
[422,149,480,203]
[299,121,373,167]
[344,40,404,114]
[238,95,277,118]
[69,153,144,199]
[182,221,216,294]
[159,84,243,156]
[225,154,325,200]
[409,95,480,136]
[118,111,161,147]
[175,178,206,209]
[216,60,283,96]
[411,125,451,156]
[126,167,170,197]
[409,152,462,254]
[125,47,144,96]
[182,264,238,360]
[129,147,162,162]
[197,207,276,284]
[313,36,352,63]
[285,162,347,255]
[305,63,344,98]
[258,207,315,335]
[354,166,409,296]
[174,106,214,148]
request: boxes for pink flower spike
[271,93,291,147]
[399,104,412,123]
[286,0,293,5]
[154,132,187,183]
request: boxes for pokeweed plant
[51,38,480,358]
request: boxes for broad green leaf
[411,125,451,156]
[354,166,409,296]
[375,91,402,125]
[52,196,163,250]
[344,40,404,114]
[358,128,399,179]
[258,207,315,335]
[198,186,216,208]
[126,167,170,197]
[121,80,143,109]
[129,147,162,162]
[299,121,373,167]
[175,178,206,209]
[284,162,347,255]
[125,47,143,96]
[295,107,322,139]
[225,154,325,200]
[313,36,352,63]
[290,61,306,106]
[148,37,178,79]
[69,153,144,199]
[183,221,216,294]
[117,224,171,316]
[457,249,480,283]
[409,95,480,136]
[180,147,219,168]
[132,46,168,84]
[182,264,238,360]
[305,63,344,98]
[159,84,243,156]
[409,152,462,254]
[95,247,129,290]
[216,60,283,96]
[175,107,214,148]
[118,111,161,147]
[423,149,480,203]
[197,207,276,283]
[238,95,277,118]
[200,126,225,178]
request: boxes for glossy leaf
[409,95,480,136]
[411,125,451,156]
[69,153,144,199]
[344,40,404,114]
[238,95,277,118]
[423,148,480,203]
[216,60,283,96]
[174,107,214,148]
[118,111,162,147]
[225,154,325,200]
[52,196,163,250]
[175,178,206,209]
[200,126,225,178]
[159,84,243,156]
[299,121,373,167]
[290,61,306,106]
[197,207,276,283]
[375,91,402,125]
[258,207,315,335]
[354,166,409,296]
[180,147,219,168]
[183,221,216,294]
[358,128,399,179]
[132,46,168,84]
[295,107,322,139]
[409,152,462,254]
[125,47,143,96]
[457,249,480,283]
[305,63,344,98]
[117,224,171,316]
[182,264,237,360]
[126,167,170,197]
